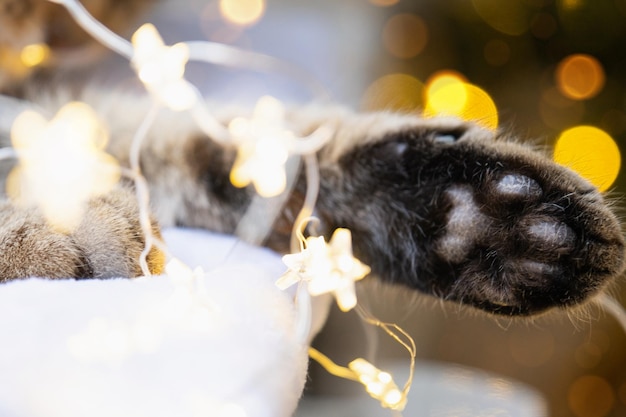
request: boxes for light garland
[130,24,197,112]
[277,228,371,312]
[228,96,292,197]
[8,101,119,232]
[3,0,417,414]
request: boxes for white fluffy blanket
[0,228,320,417]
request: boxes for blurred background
[5,0,626,415]
[139,0,626,416]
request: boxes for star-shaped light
[228,96,293,198]
[131,24,197,111]
[9,102,119,232]
[276,228,371,312]
[349,358,407,411]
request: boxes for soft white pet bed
[0,228,317,417]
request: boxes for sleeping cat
[0,0,624,317]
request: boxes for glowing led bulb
[131,24,197,111]
[8,102,119,231]
[229,96,293,197]
[349,358,407,411]
[277,228,371,312]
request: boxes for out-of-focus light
[556,54,605,100]
[472,0,529,36]
[0,46,31,79]
[568,375,615,417]
[553,125,620,192]
[20,43,50,68]
[131,24,197,111]
[369,0,399,6]
[277,228,370,312]
[424,71,498,130]
[361,73,423,112]
[483,39,510,66]
[229,96,291,197]
[382,14,428,59]
[219,0,265,26]
[424,73,468,116]
[348,358,407,410]
[560,0,583,11]
[9,102,119,232]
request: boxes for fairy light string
[1,0,421,412]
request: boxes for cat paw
[318,119,625,315]
[435,170,623,315]
[0,188,164,282]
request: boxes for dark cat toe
[522,218,576,253]
[493,173,543,201]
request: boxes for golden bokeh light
[484,39,510,66]
[369,0,399,6]
[219,0,265,26]
[560,0,583,11]
[424,73,468,116]
[553,125,620,192]
[20,43,50,68]
[472,0,529,36]
[424,71,498,130]
[568,375,615,417]
[361,73,424,112]
[382,14,428,59]
[556,54,605,100]
[0,46,31,79]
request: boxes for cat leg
[313,116,625,315]
[0,187,163,281]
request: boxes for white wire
[128,103,162,276]
[185,41,331,100]
[48,0,134,59]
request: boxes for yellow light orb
[20,43,50,68]
[553,126,620,192]
[369,0,399,6]
[568,375,615,417]
[556,54,605,100]
[424,73,468,116]
[424,72,498,130]
[382,14,428,59]
[219,0,265,26]
[361,73,423,112]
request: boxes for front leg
[314,116,625,316]
[0,187,164,281]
